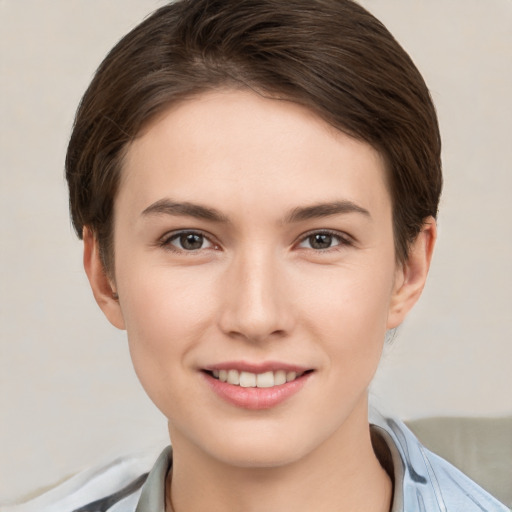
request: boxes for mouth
[202,363,314,410]
[205,368,310,388]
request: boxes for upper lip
[203,361,311,373]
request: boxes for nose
[217,250,294,343]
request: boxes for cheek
[115,264,217,404]
[297,261,395,364]
[118,259,218,335]
[302,259,394,323]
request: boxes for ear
[387,217,437,329]
[83,227,126,330]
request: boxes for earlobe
[83,227,126,330]
[387,218,437,330]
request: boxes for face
[86,89,432,469]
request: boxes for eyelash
[159,228,354,254]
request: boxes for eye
[163,231,216,252]
[297,231,351,250]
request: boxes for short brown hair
[66,0,442,271]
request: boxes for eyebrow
[284,201,371,223]
[141,198,370,224]
[141,199,230,223]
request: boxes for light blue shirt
[5,413,508,511]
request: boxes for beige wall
[1,0,511,504]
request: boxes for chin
[211,440,307,469]
[190,420,323,469]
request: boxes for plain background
[1,0,511,504]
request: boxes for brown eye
[167,231,213,251]
[298,231,350,251]
[308,233,334,249]
[180,233,204,250]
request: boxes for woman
[9,0,509,510]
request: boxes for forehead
[118,89,390,220]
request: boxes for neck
[166,399,392,512]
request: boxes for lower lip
[203,372,312,410]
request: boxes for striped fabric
[3,413,509,512]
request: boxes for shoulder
[0,451,158,512]
[370,410,509,512]
[422,447,509,511]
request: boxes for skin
[84,89,436,512]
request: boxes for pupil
[311,233,332,249]
[181,233,203,250]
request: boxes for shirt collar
[135,446,171,512]
[134,417,434,512]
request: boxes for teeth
[227,369,240,385]
[274,370,286,386]
[211,369,304,388]
[286,371,297,382]
[239,371,256,387]
[256,371,274,388]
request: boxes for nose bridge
[218,245,291,342]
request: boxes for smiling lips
[203,364,312,409]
